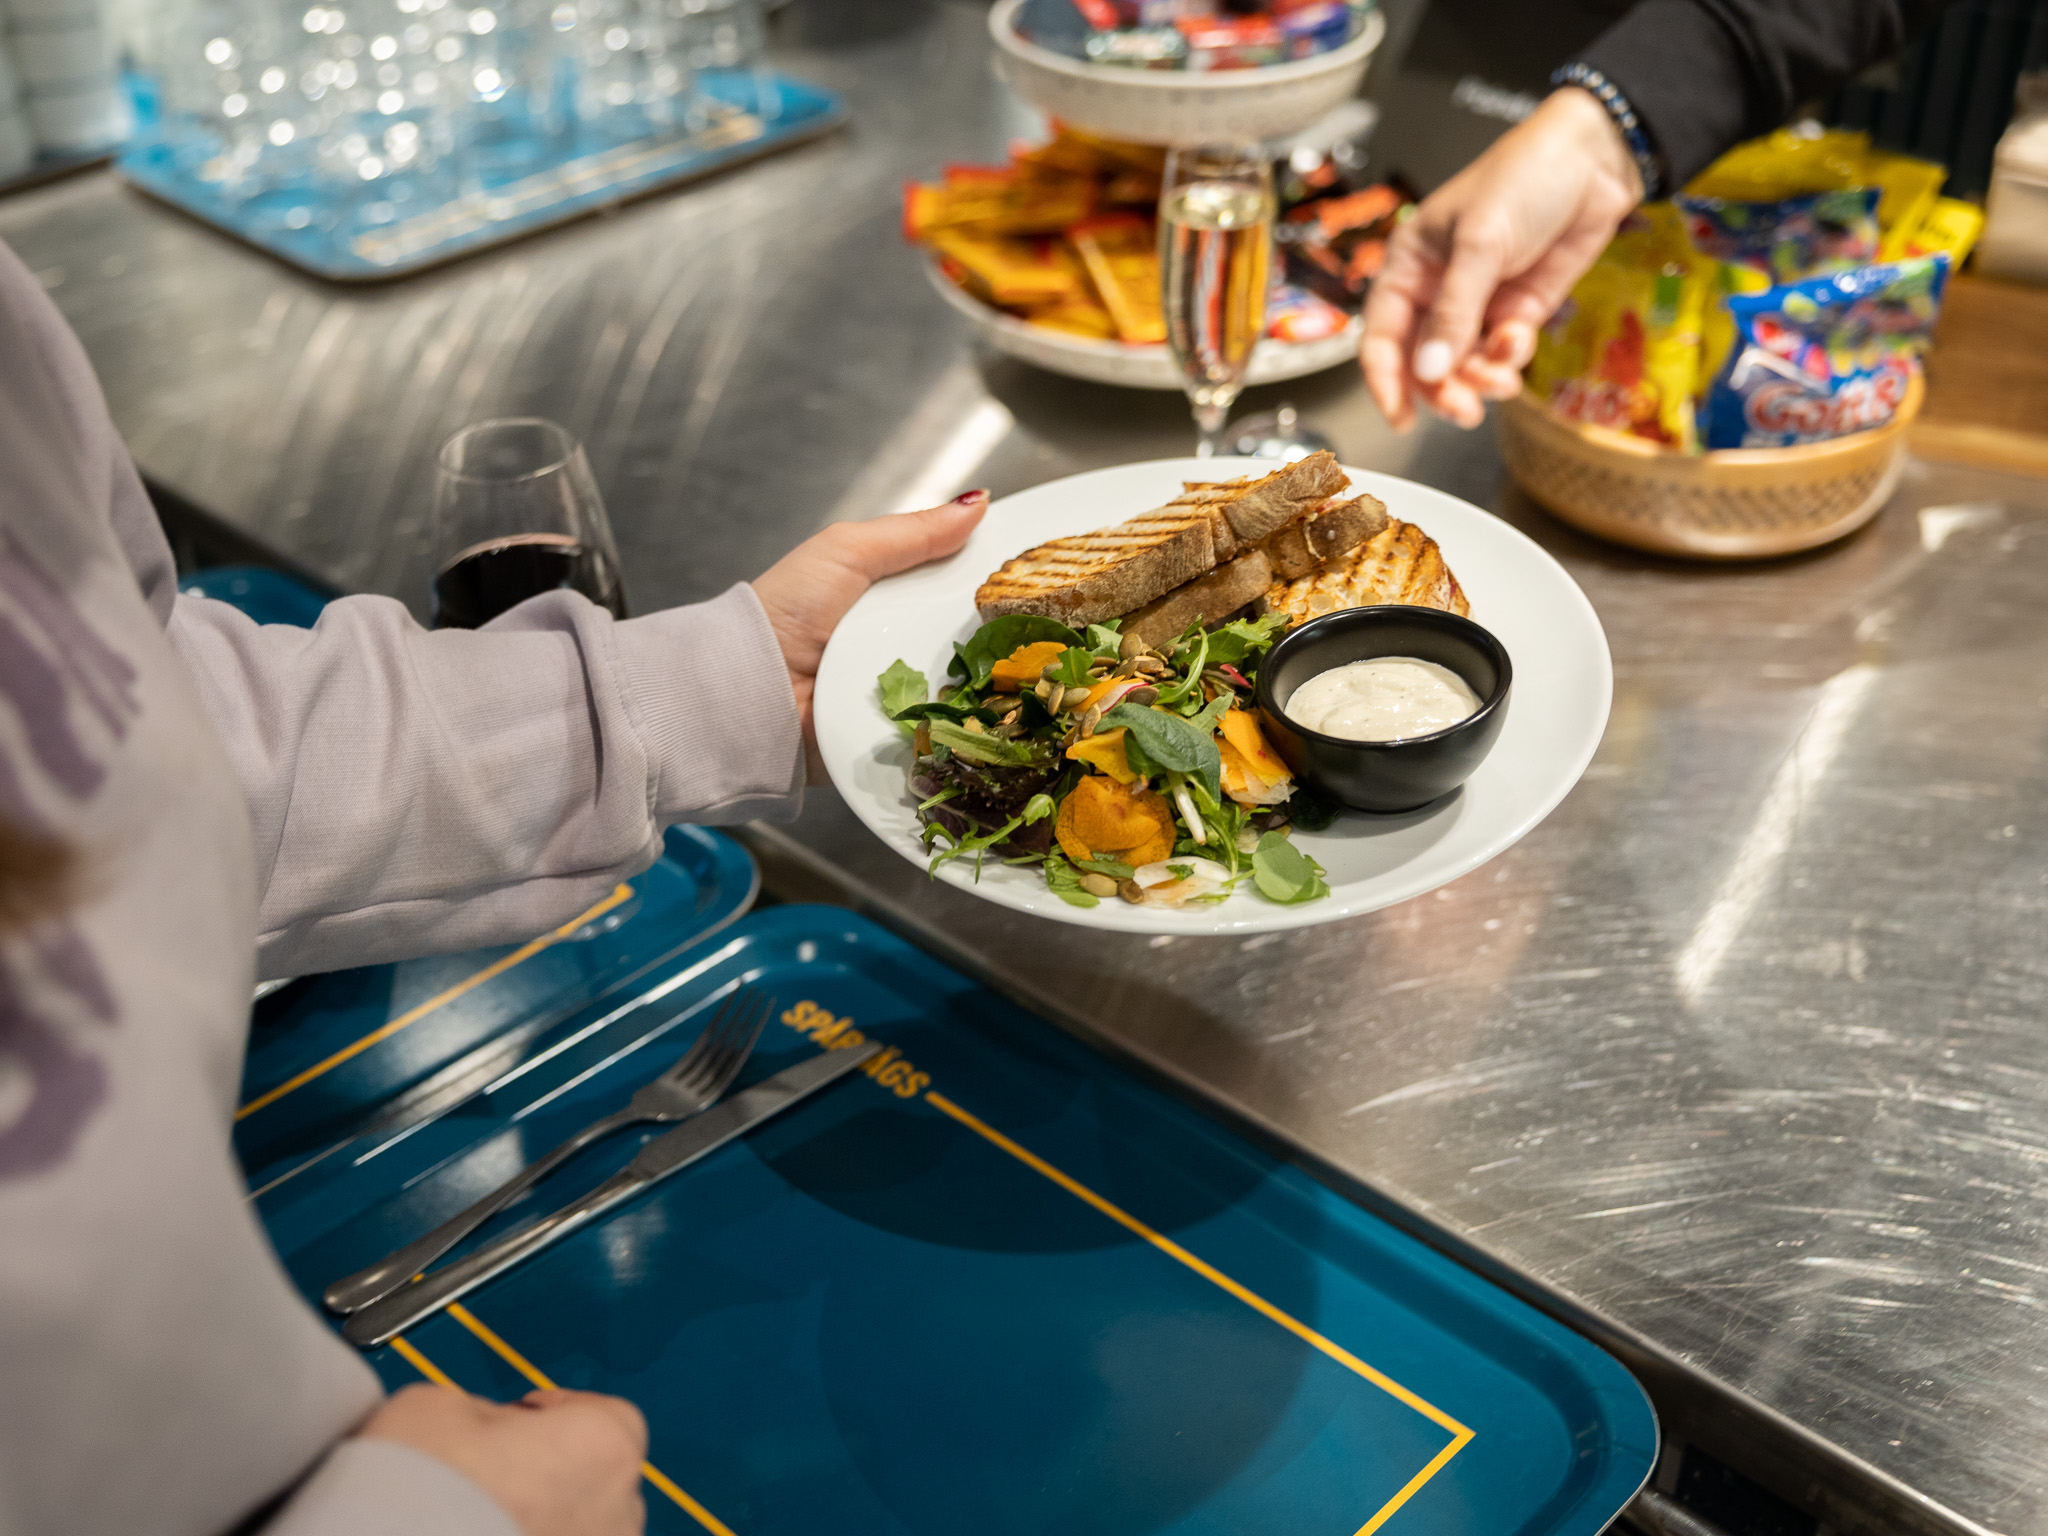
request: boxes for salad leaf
[1165,863,1194,880]
[1055,647,1095,687]
[1075,856,1135,879]
[1187,692,1233,739]
[1085,622,1124,660]
[1100,703,1221,802]
[1022,793,1057,824]
[1252,831,1330,905]
[928,810,1025,879]
[890,698,985,724]
[1285,782,1343,833]
[954,615,1082,688]
[878,659,928,717]
[1203,612,1289,667]
[926,719,1044,767]
[1043,854,1100,908]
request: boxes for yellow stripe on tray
[237,884,635,1121]
[923,1090,1476,1536]
[389,1305,736,1536]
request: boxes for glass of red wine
[430,419,629,629]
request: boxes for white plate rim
[815,458,1613,935]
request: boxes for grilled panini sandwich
[1267,519,1469,624]
[974,451,1348,626]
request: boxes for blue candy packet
[1676,186,1881,284]
[1701,254,1949,449]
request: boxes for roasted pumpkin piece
[1065,727,1136,784]
[1055,774,1175,865]
[989,640,1069,693]
[1219,707,1291,785]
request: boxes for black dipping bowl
[1255,606,1513,813]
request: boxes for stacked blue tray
[260,906,1657,1536]
[238,824,759,1186]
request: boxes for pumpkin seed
[1118,879,1146,903]
[1079,872,1119,899]
[1122,685,1158,706]
[1134,656,1170,677]
[1119,631,1150,661]
[1078,705,1103,738]
[1040,661,1064,682]
[1062,685,1094,711]
[963,717,985,734]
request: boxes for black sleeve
[1577,0,1955,190]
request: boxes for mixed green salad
[877,612,1338,910]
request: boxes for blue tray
[118,71,844,282]
[179,565,335,627]
[260,907,1656,1536]
[238,824,759,1187]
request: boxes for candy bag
[1906,197,1985,265]
[1864,150,1946,259]
[1676,186,1881,283]
[1527,206,1709,449]
[1528,248,1707,450]
[1701,254,1948,449]
[1686,126,1870,201]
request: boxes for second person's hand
[1361,86,1645,431]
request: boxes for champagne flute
[430,419,629,629]
[1160,140,1276,458]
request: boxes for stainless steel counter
[7,3,2048,1532]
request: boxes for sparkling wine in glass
[430,419,628,629]
[1160,140,1276,458]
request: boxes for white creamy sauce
[1284,657,1481,742]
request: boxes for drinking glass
[1159,139,1276,457]
[430,418,628,629]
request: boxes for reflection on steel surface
[1673,662,1879,1004]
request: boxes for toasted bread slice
[1260,492,1391,581]
[1123,550,1275,649]
[1267,519,1469,623]
[976,509,1218,626]
[975,452,1348,625]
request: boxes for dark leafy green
[1084,622,1124,659]
[1284,782,1342,833]
[1252,832,1330,904]
[1100,702,1222,802]
[951,615,1082,688]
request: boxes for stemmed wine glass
[1159,139,1277,458]
[430,419,629,629]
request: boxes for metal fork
[322,987,772,1315]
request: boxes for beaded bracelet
[1550,62,1666,201]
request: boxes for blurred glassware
[1,0,130,155]
[430,418,628,629]
[0,34,34,174]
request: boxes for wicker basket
[1497,369,1923,559]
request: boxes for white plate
[815,458,1613,934]
[924,258,1363,391]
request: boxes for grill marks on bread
[974,452,1347,626]
[1267,520,1469,624]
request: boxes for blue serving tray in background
[118,71,844,282]
[261,905,1656,1536]
[238,824,759,1187]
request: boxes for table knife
[342,1041,881,1348]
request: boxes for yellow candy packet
[1528,210,1709,451]
[1906,197,1985,265]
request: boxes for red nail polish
[953,488,989,504]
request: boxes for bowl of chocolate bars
[990,0,1384,148]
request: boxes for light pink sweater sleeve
[167,580,803,980]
